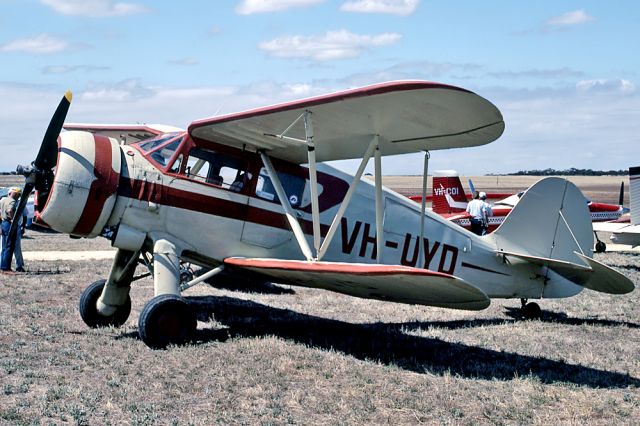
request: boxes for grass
[1,175,637,423]
[0,245,638,424]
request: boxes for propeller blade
[34,90,72,171]
[468,178,476,194]
[618,181,625,206]
[5,183,34,267]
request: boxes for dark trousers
[1,219,23,270]
[470,218,486,236]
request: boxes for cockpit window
[256,168,306,208]
[138,134,177,152]
[183,147,250,191]
[148,139,181,167]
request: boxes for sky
[0,0,638,175]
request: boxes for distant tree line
[499,168,628,176]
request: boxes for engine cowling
[38,131,121,237]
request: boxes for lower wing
[224,258,490,310]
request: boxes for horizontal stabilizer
[224,258,490,310]
[574,252,635,294]
[499,250,634,295]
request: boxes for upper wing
[63,123,184,143]
[189,81,504,164]
[224,257,490,310]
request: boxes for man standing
[1,187,25,273]
[466,191,493,236]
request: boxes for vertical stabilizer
[432,170,468,214]
[630,166,640,225]
[491,177,592,264]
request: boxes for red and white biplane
[5,81,634,348]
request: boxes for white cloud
[545,9,595,27]
[236,0,324,15]
[0,34,69,54]
[576,79,636,94]
[168,58,199,66]
[340,0,419,16]
[42,64,110,74]
[40,0,148,17]
[259,30,401,61]
[2,76,638,176]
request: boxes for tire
[138,294,197,349]
[79,279,132,328]
[595,241,606,253]
[522,302,541,320]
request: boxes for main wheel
[138,294,197,349]
[522,302,541,320]
[595,240,606,253]
[79,279,131,328]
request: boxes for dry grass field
[0,232,639,424]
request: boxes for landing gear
[79,249,138,329]
[138,294,196,349]
[79,280,131,328]
[520,298,541,320]
[594,231,607,253]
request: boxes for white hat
[479,191,487,199]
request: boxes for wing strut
[317,137,378,260]
[419,151,430,268]
[304,111,322,255]
[260,151,315,261]
[374,138,383,263]
[261,116,385,264]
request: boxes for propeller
[4,91,72,269]
[468,178,476,195]
[618,181,625,206]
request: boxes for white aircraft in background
[5,81,634,349]
[593,166,640,247]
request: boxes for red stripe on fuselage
[117,177,330,236]
[72,135,119,235]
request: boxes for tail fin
[490,177,634,295]
[432,170,468,214]
[630,166,639,225]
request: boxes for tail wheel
[522,302,541,320]
[79,279,131,328]
[138,294,197,349]
[595,241,606,253]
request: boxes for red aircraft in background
[410,171,628,252]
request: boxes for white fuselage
[105,145,580,301]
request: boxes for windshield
[149,139,182,168]
[138,133,181,153]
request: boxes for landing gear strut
[520,298,541,320]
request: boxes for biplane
[4,81,634,348]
